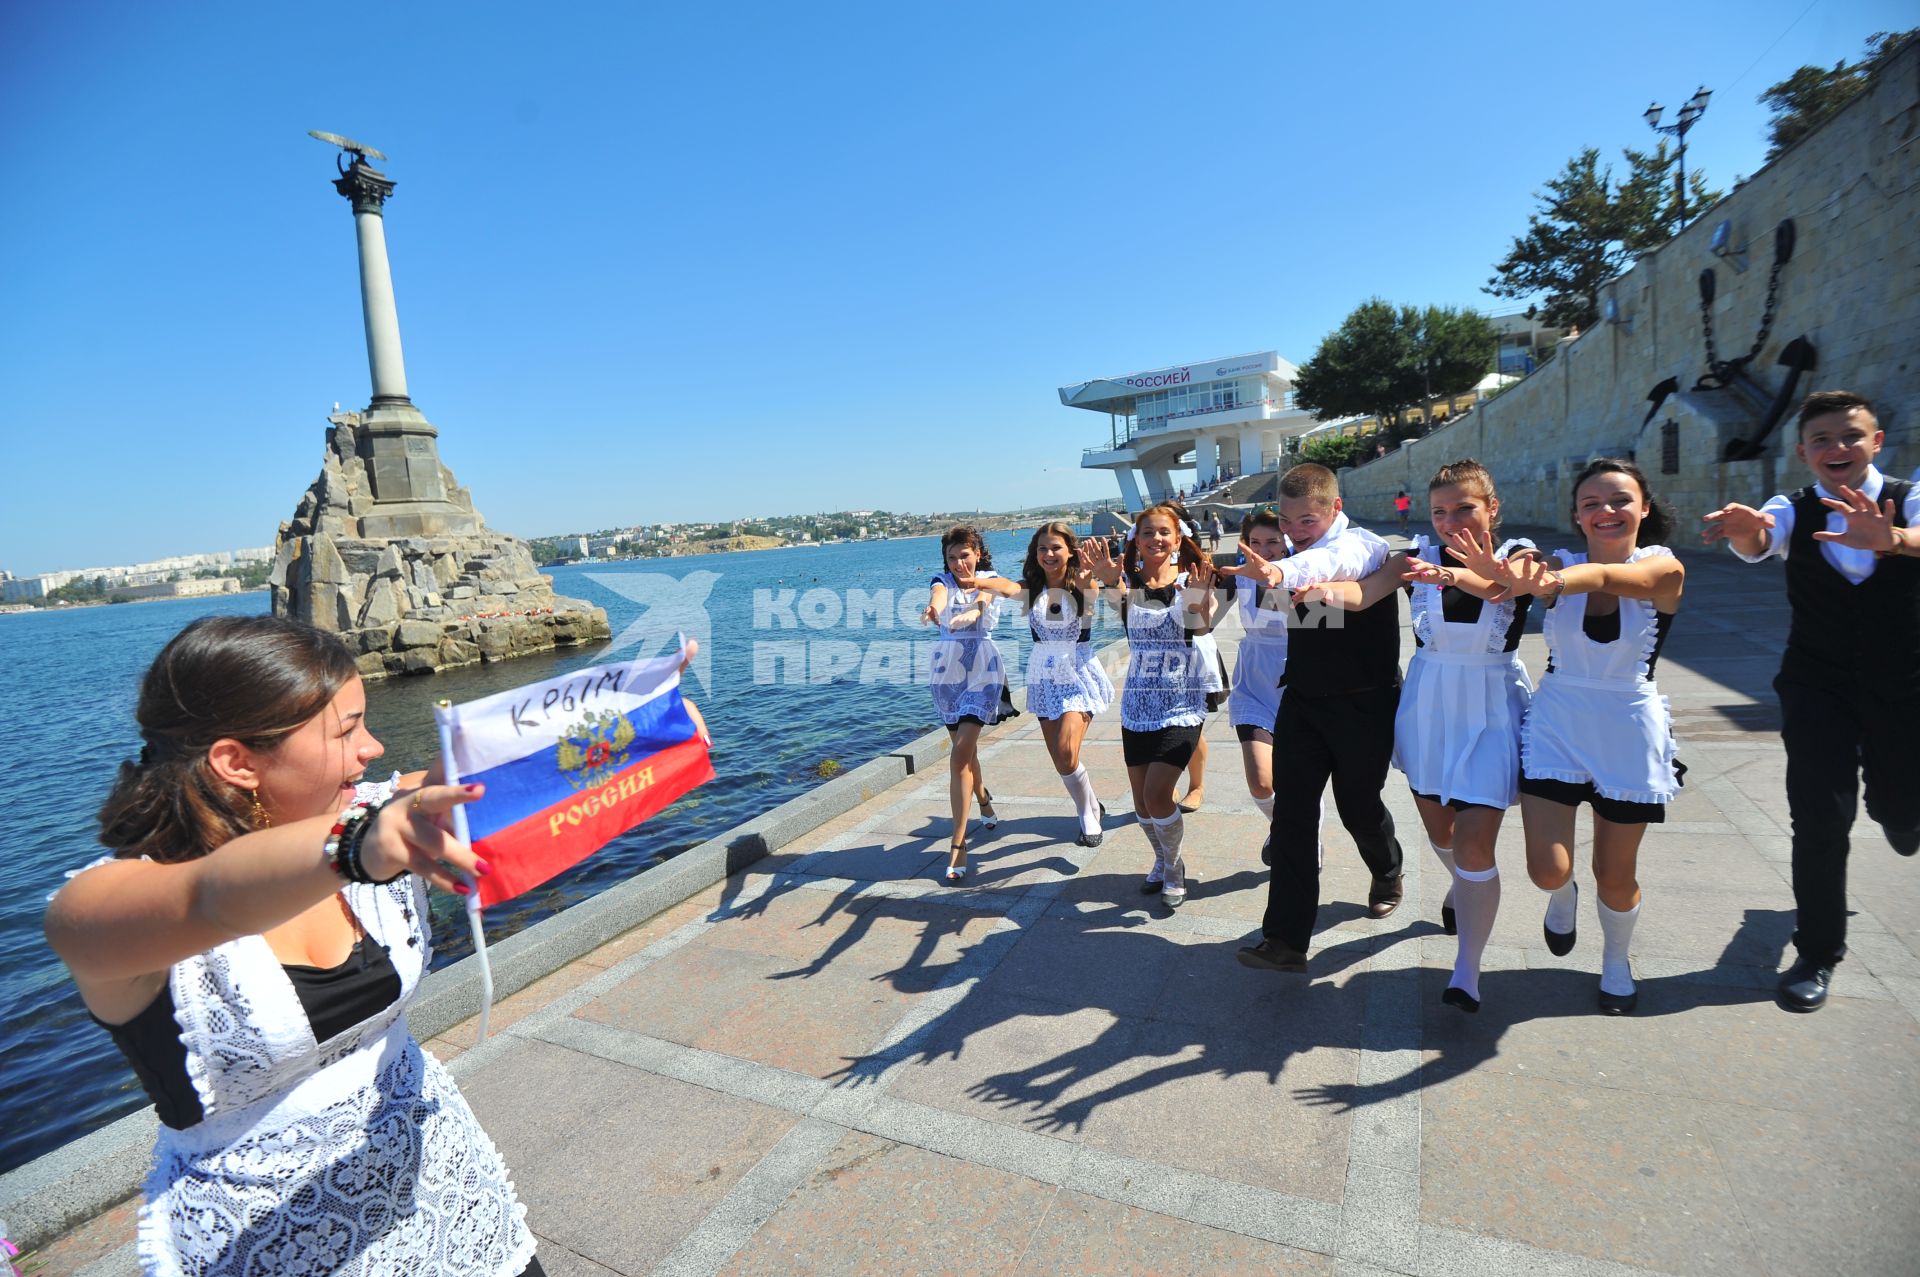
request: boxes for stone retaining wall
[1338,41,1920,533]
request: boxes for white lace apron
[1024,589,1114,721]
[1521,546,1682,804]
[1119,573,1213,732]
[929,570,1012,725]
[1393,536,1535,807]
[135,812,534,1276]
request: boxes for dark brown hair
[1020,522,1086,616]
[940,525,992,573]
[97,614,360,863]
[1429,458,1502,531]
[1569,457,1673,546]
[1241,504,1283,535]
[1796,389,1876,436]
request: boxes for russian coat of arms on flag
[434,644,714,907]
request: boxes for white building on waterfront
[1060,351,1324,511]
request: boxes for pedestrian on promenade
[1703,390,1920,1012]
[922,526,1021,883]
[1083,505,1223,906]
[1225,464,1397,974]
[1394,490,1413,535]
[1459,458,1686,1015]
[1019,522,1114,847]
[42,614,544,1276]
[1321,461,1536,1012]
[1204,510,1223,551]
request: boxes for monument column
[336,161,410,406]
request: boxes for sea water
[0,530,1107,1172]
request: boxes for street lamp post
[1644,86,1712,234]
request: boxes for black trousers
[1261,684,1404,952]
[1778,676,1920,965]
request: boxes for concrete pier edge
[0,725,958,1253]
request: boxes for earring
[250,789,271,830]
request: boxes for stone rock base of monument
[271,412,613,677]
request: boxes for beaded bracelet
[325,798,406,885]
[323,802,375,879]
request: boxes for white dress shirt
[1277,512,1392,590]
[1732,466,1920,585]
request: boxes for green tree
[1294,300,1496,430]
[1412,305,1498,405]
[1485,144,1719,331]
[1761,30,1915,158]
[1292,298,1421,427]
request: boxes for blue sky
[0,0,1907,574]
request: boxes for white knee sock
[1448,865,1500,1001]
[1597,900,1639,996]
[1253,792,1275,822]
[1137,810,1165,881]
[1430,840,1457,908]
[1543,878,1578,935]
[1061,766,1101,836]
[1155,811,1187,896]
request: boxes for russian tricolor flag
[434,645,714,908]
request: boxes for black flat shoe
[1776,956,1835,1012]
[1237,939,1308,973]
[1077,831,1104,848]
[1441,903,1457,936]
[1543,883,1577,956]
[1890,826,1920,857]
[1139,877,1164,895]
[1596,987,1638,1015]
[1441,986,1479,1014]
[1260,834,1272,867]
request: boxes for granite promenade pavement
[33,527,1920,1275]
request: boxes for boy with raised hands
[1221,463,1399,973]
[1703,389,1920,1012]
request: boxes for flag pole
[434,698,494,1045]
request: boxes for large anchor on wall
[1682,218,1818,460]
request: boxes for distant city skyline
[2,0,1910,574]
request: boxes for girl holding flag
[44,615,548,1277]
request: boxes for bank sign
[1119,353,1276,390]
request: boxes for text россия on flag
[433,646,713,908]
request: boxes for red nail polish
[453,882,471,896]
[475,860,492,876]
[465,783,483,794]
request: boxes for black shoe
[1260,834,1272,866]
[1890,827,1920,857]
[1237,939,1308,973]
[1367,874,1404,919]
[1077,831,1104,847]
[1441,902,1457,936]
[1543,883,1577,956]
[1140,877,1164,896]
[1441,985,1479,1014]
[1776,956,1835,1012]
[1597,986,1638,1015]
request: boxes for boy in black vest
[1226,464,1402,973]
[1704,390,1920,1012]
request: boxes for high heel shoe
[944,844,968,884]
[978,790,998,830]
